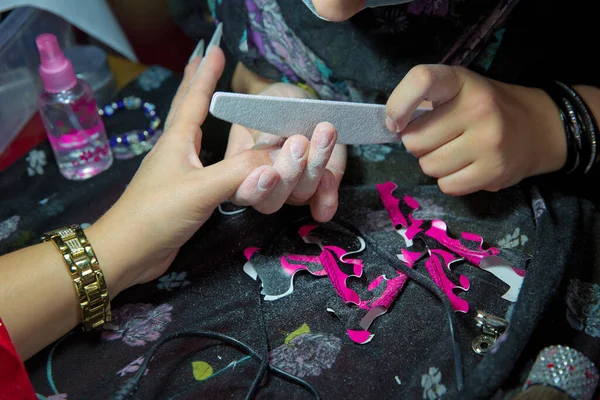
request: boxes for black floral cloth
[0,61,599,399]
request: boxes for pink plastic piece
[425,253,469,313]
[283,255,328,276]
[425,220,499,266]
[368,276,384,291]
[347,329,374,344]
[431,249,470,290]
[324,246,364,276]
[376,182,409,229]
[298,224,318,238]
[377,182,424,241]
[244,247,260,260]
[319,248,362,306]
[368,272,409,310]
[281,256,312,276]
[36,33,77,93]
[299,225,365,306]
[401,249,426,267]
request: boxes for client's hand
[88,45,273,294]
[224,82,347,222]
[386,65,567,196]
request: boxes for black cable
[110,331,320,400]
[331,217,465,392]
[262,216,465,391]
[245,286,270,400]
[111,217,320,400]
[111,214,465,398]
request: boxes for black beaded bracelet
[562,97,586,173]
[543,81,599,175]
[557,109,578,175]
[556,82,599,173]
[544,82,581,174]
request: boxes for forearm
[0,223,129,360]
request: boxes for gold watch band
[42,225,111,331]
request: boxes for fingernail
[315,125,335,149]
[319,172,332,191]
[196,23,223,72]
[251,143,273,151]
[257,170,277,191]
[290,137,308,161]
[205,22,223,55]
[254,135,284,148]
[386,116,399,132]
[188,39,205,64]
[269,148,280,162]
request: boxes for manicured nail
[205,22,223,55]
[290,137,308,161]
[386,116,399,132]
[257,170,277,191]
[315,124,335,150]
[323,171,337,191]
[188,39,204,64]
[197,23,223,73]
[254,135,284,148]
[269,148,281,163]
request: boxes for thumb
[387,65,464,131]
[195,149,273,211]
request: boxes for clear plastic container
[37,33,113,180]
[0,7,74,155]
[38,78,113,180]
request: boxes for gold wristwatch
[42,225,111,331]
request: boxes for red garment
[0,318,36,400]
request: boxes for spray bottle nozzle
[36,33,77,93]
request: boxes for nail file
[209,92,431,145]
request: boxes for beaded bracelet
[556,82,599,172]
[98,96,163,159]
[543,81,599,175]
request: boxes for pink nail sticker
[244,247,260,260]
[319,248,362,305]
[367,272,409,310]
[298,224,318,238]
[425,220,499,266]
[377,182,408,229]
[400,249,426,267]
[347,329,374,344]
[425,252,469,313]
[368,275,384,291]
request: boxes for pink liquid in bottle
[36,33,113,180]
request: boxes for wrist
[85,214,138,299]
[86,195,179,296]
[525,87,568,175]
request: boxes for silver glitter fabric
[523,345,599,400]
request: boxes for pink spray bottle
[36,33,113,180]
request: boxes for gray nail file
[209,92,431,145]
